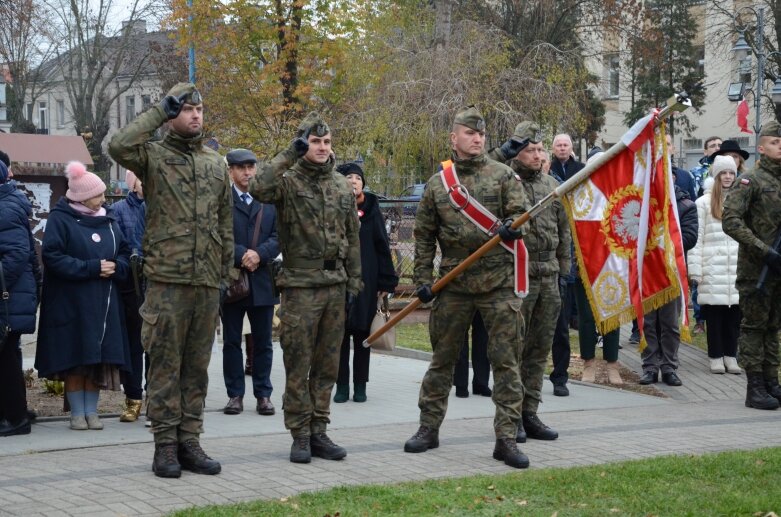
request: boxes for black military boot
[745,372,780,410]
[764,374,781,404]
[178,440,222,475]
[290,435,311,463]
[152,443,181,478]
[522,411,559,440]
[310,433,347,460]
[515,419,526,443]
[493,437,530,469]
[403,425,439,453]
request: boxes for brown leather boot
[244,334,254,375]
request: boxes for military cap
[453,106,486,132]
[513,121,542,144]
[226,148,258,165]
[297,112,330,137]
[760,120,781,137]
[166,82,202,105]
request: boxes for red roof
[0,133,93,166]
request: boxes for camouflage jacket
[512,163,571,277]
[108,106,234,288]
[249,155,362,295]
[722,157,781,282]
[413,152,528,294]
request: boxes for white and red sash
[439,159,529,297]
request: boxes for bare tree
[0,0,56,132]
[43,0,161,173]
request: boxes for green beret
[760,120,781,137]
[513,121,542,143]
[166,82,202,105]
[297,112,330,137]
[453,106,486,132]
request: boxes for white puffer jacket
[687,178,739,306]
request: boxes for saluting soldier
[722,120,781,410]
[403,106,531,469]
[248,113,362,463]
[109,83,232,478]
[502,122,571,442]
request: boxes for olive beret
[297,112,330,137]
[166,82,202,105]
[760,120,781,137]
[453,106,486,132]
[513,121,542,143]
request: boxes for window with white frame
[126,95,136,124]
[38,101,47,130]
[57,99,65,127]
[605,54,620,99]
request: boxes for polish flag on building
[562,113,689,348]
[737,99,752,134]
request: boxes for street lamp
[731,6,781,160]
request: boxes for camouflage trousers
[519,273,561,413]
[278,284,346,438]
[140,281,218,444]
[737,279,781,375]
[418,287,524,439]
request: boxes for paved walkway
[1,327,777,516]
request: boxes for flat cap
[513,121,542,143]
[226,148,258,165]
[297,112,330,137]
[166,82,202,105]
[453,106,486,132]
[760,120,781,137]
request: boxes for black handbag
[224,205,263,304]
[0,262,10,353]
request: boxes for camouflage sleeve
[247,147,298,204]
[722,177,770,255]
[108,106,168,182]
[556,197,571,275]
[486,147,509,163]
[345,188,363,296]
[413,178,439,286]
[218,161,235,283]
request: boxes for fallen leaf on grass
[487,485,495,490]
[610,509,620,513]
[600,471,606,477]
[516,500,528,506]
[455,486,462,492]
[496,495,505,501]
[280,497,289,503]
[756,459,765,466]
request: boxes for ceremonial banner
[562,113,689,345]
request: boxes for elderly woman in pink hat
[35,161,131,431]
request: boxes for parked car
[397,183,426,201]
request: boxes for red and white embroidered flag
[737,99,752,134]
[562,113,689,346]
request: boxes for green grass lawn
[396,322,432,352]
[173,447,781,516]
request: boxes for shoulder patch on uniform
[740,178,750,185]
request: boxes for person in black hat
[712,139,749,175]
[221,149,280,418]
[332,162,398,404]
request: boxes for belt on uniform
[284,258,343,271]
[441,246,506,260]
[528,250,554,262]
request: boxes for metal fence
[378,199,441,303]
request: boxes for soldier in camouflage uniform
[722,120,781,411]
[494,122,571,442]
[403,106,531,469]
[248,112,362,463]
[108,83,232,477]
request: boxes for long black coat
[550,156,584,182]
[0,183,38,334]
[347,192,398,332]
[35,198,131,378]
[675,185,698,254]
[226,188,280,307]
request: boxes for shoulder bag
[369,294,396,351]
[225,205,264,304]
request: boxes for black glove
[497,219,523,241]
[766,248,781,272]
[499,137,529,160]
[219,282,228,306]
[345,292,356,315]
[415,284,435,303]
[291,127,311,158]
[160,93,188,120]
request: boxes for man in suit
[222,149,280,416]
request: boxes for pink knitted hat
[126,170,138,192]
[65,161,106,202]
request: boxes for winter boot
[723,356,742,374]
[522,411,559,440]
[153,443,181,478]
[493,438,530,469]
[310,433,347,460]
[178,439,221,475]
[119,398,143,422]
[581,359,597,383]
[709,357,726,374]
[404,426,439,453]
[606,361,624,385]
[333,384,349,403]
[764,373,781,404]
[745,372,780,410]
[290,435,311,463]
[353,383,367,403]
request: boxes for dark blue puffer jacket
[111,191,146,254]
[0,182,38,333]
